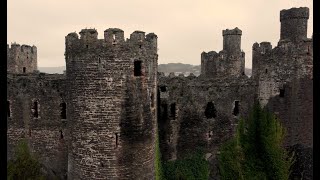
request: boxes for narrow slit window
[279,89,285,97]
[170,103,176,119]
[98,58,101,64]
[134,61,142,76]
[60,102,67,119]
[307,46,310,54]
[115,133,119,148]
[205,102,217,119]
[113,34,116,41]
[151,93,154,107]
[23,67,26,73]
[59,130,64,139]
[7,100,11,118]
[32,101,39,118]
[233,101,240,116]
[265,69,268,74]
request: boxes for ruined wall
[201,28,245,78]
[65,28,158,179]
[7,43,38,74]
[158,73,256,179]
[252,7,313,180]
[7,73,68,179]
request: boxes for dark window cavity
[233,101,240,116]
[151,93,154,107]
[29,129,32,136]
[59,130,64,139]
[86,45,89,48]
[170,103,176,119]
[279,89,285,97]
[160,85,167,92]
[60,102,67,119]
[265,69,268,74]
[205,102,217,119]
[7,100,11,118]
[115,133,119,148]
[134,61,142,76]
[32,101,39,118]
[23,67,26,73]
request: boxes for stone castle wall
[7,73,68,179]
[7,43,37,74]
[65,28,158,179]
[6,6,313,180]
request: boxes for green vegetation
[155,132,164,180]
[162,150,209,180]
[218,102,293,180]
[8,139,45,180]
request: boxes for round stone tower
[222,27,242,55]
[65,28,158,179]
[280,7,309,42]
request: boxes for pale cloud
[8,0,313,68]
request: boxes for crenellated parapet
[65,28,158,55]
[7,43,38,74]
[280,7,309,42]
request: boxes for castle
[7,7,313,179]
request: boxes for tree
[7,139,45,180]
[218,102,293,180]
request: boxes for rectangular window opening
[205,102,217,119]
[32,101,39,118]
[170,103,176,119]
[279,89,285,97]
[7,100,11,118]
[233,101,240,116]
[134,61,142,76]
[60,102,67,119]
[23,67,26,73]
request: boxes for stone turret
[7,43,38,74]
[223,27,242,55]
[280,7,309,42]
[65,28,158,179]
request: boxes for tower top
[223,27,242,36]
[280,7,309,21]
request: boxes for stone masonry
[7,7,312,180]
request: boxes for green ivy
[7,139,45,180]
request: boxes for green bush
[162,150,209,180]
[7,139,45,180]
[218,102,293,180]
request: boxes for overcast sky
[8,0,313,68]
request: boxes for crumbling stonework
[7,43,37,74]
[65,28,158,179]
[7,6,312,180]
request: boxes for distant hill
[158,63,252,77]
[38,64,252,77]
[38,66,65,74]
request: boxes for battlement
[280,7,309,42]
[222,27,242,36]
[280,7,309,21]
[8,43,37,53]
[65,28,158,52]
